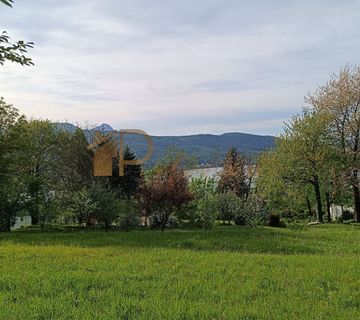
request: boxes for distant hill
[93,123,113,132]
[54,123,276,166]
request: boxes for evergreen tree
[218,147,248,198]
[108,145,141,199]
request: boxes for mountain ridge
[54,122,276,166]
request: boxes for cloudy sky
[1,0,359,136]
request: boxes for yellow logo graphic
[87,130,154,177]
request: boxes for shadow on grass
[2,224,357,256]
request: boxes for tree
[91,183,120,231]
[117,199,139,231]
[218,147,248,198]
[138,174,155,227]
[260,110,333,223]
[108,145,141,199]
[188,174,218,228]
[189,174,217,200]
[194,195,218,229]
[258,149,317,220]
[69,187,98,225]
[0,0,13,7]
[216,192,239,225]
[240,194,269,227]
[1,1,33,66]
[22,120,64,225]
[0,183,24,232]
[307,65,360,222]
[146,164,192,231]
[58,128,93,192]
[38,192,60,229]
[0,98,27,231]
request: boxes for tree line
[0,102,268,232]
[258,65,360,224]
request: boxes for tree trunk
[313,178,323,223]
[325,192,331,223]
[31,213,39,226]
[352,182,360,223]
[161,217,167,232]
[144,212,149,227]
[161,214,170,232]
[306,196,312,218]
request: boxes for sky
[1,0,360,136]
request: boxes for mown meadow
[0,224,359,319]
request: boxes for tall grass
[0,225,359,319]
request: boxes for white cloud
[1,0,360,135]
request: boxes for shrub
[234,214,246,226]
[167,216,179,228]
[150,214,179,228]
[216,192,241,225]
[189,174,217,199]
[241,195,269,227]
[90,183,121,231]
[268,213,286,228]
[38,192,60,229]
[342,210,354,221]
[195,196,219,229]
[139,164,192,231]
[187,174,218,228]
[117,199,139,231]
[68,187,98,225]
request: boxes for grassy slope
[0,225,359,319]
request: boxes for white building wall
[12,216,32,230]
[330,205,354,221]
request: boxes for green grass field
[1,224,360,319]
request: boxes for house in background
[11,215,32,230]
[185,165,258,190]
[185,167,223,180]
[330,205,354,221]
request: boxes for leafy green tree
[38,192,60,229]
[69,187,98,225]
[259,110,334,223]
[195,195,218,229]
[216,192,240,225]
[258,148,315,218]
[0,98,27,231]
[0,0,33,66]
[0,183,25,232]
[117,199,139,231]
[137,173,155,227]
[241,195,269,226]
[58,128,93,192]
[188,174,218,227]
[189,174,217,199]
[307,65,360,222]
[91,183,120,231]
[22,120,64,225]
[0,0,13,7]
